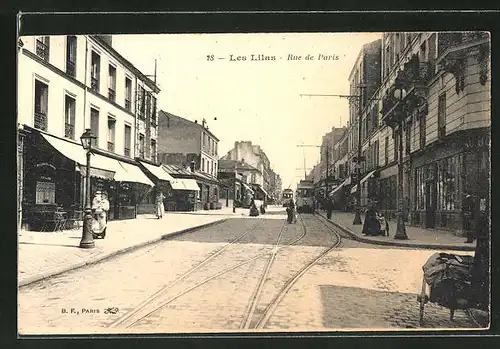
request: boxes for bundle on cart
[422,253,474,308]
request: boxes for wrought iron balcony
[108,88,116,102]
[36,40,49,61]
[34,112,47,131]
[65,123,75,139]
[66,60,76,78]
[107,141,115,152]
[91,77,99,92]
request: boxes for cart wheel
[419,277,426,326]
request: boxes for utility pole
[300,86,367,225]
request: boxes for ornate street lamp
[79,128,97,248]
[393,88,409,240]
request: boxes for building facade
[17,34,160,229]
[326,32,490,235]
[157,111,221,208]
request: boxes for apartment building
[156,111,221,208]
[17,35,160,229]
[330,32,490,234]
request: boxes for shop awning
[329,177,351,197]
[350,170,377,194]
[41,133,118,173]
[115,161,154,186]
[171,178,200,191]
[140,161,176,182]
[242,183,254,194]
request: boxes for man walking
[326,197,334,220]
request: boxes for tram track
[109,212,342,331]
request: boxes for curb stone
[18,218,228,288]
[314,211,475,252]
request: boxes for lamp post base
[353,207,362,225]
[79,207,95,249]
[394,211,408,240]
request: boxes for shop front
[137,161,177,214]
[377,165,398,219]
[167,178,200,211]
[410,128,490,233]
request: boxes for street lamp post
[79,129,97,248]
[393,88,409,240]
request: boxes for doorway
[425,180,436,228]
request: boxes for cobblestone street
[18,209,479,334]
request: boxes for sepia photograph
[16,29,490,334]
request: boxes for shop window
[437,154,461,211]
[36,181,55,204]
[415,166,426,210]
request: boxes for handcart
[417,252,475,326]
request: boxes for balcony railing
[34,112,47,131]
[66,60,76,78]
[65,123,75,139]
[125,99,131,111]
[108,88,115,102]
[438,32,489,58]
[124,147,130,157]
[36,40,49,61]
[107,141,115,152]
[91,77,99,92]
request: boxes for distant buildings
[157,111,221,209]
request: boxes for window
[34,79,48,131]
[138,86,146,119]
[419,115,426,149]
[124,125,131,157]
[374,140,379,167]
[394,131,399,161]
[91,51,100,92]
[36,36,50,61]
[438,93,446,139]
[125,77,132,111]
[139,134,145,158]
[150,139,157,163]
[66,36,77,77]
[405,124,411,155]
[90,108,99,147]
[64,95,76,139]
[108,65,116,102]
[36,181,55,204]
[151,95,157,125]
[437,155,461,211]
[202,158,205,171]
[384,136,389,164]
[107,117,116,152]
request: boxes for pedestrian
[326,197,333,220]
[91,190,109,239]
[156,190,165,219]
[462,193,476,243]
[362,199,382,236]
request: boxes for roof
[218,159,260,172]
[161,164,219,184]
[159,110,220,141]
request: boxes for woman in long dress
[156,191,165,219]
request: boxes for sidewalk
[18,213,228,287]
[316,210,476,251]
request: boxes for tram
[295,180,315,213]
[282,189,294,207]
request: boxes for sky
[112,33,382,190]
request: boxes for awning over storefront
[350,170,377,194]
[140,161,176,182]
[170,178,200,191]
[329,177,351,197]
[115,161,154,186]
[242,183,254,194]
[42,133,118,173]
